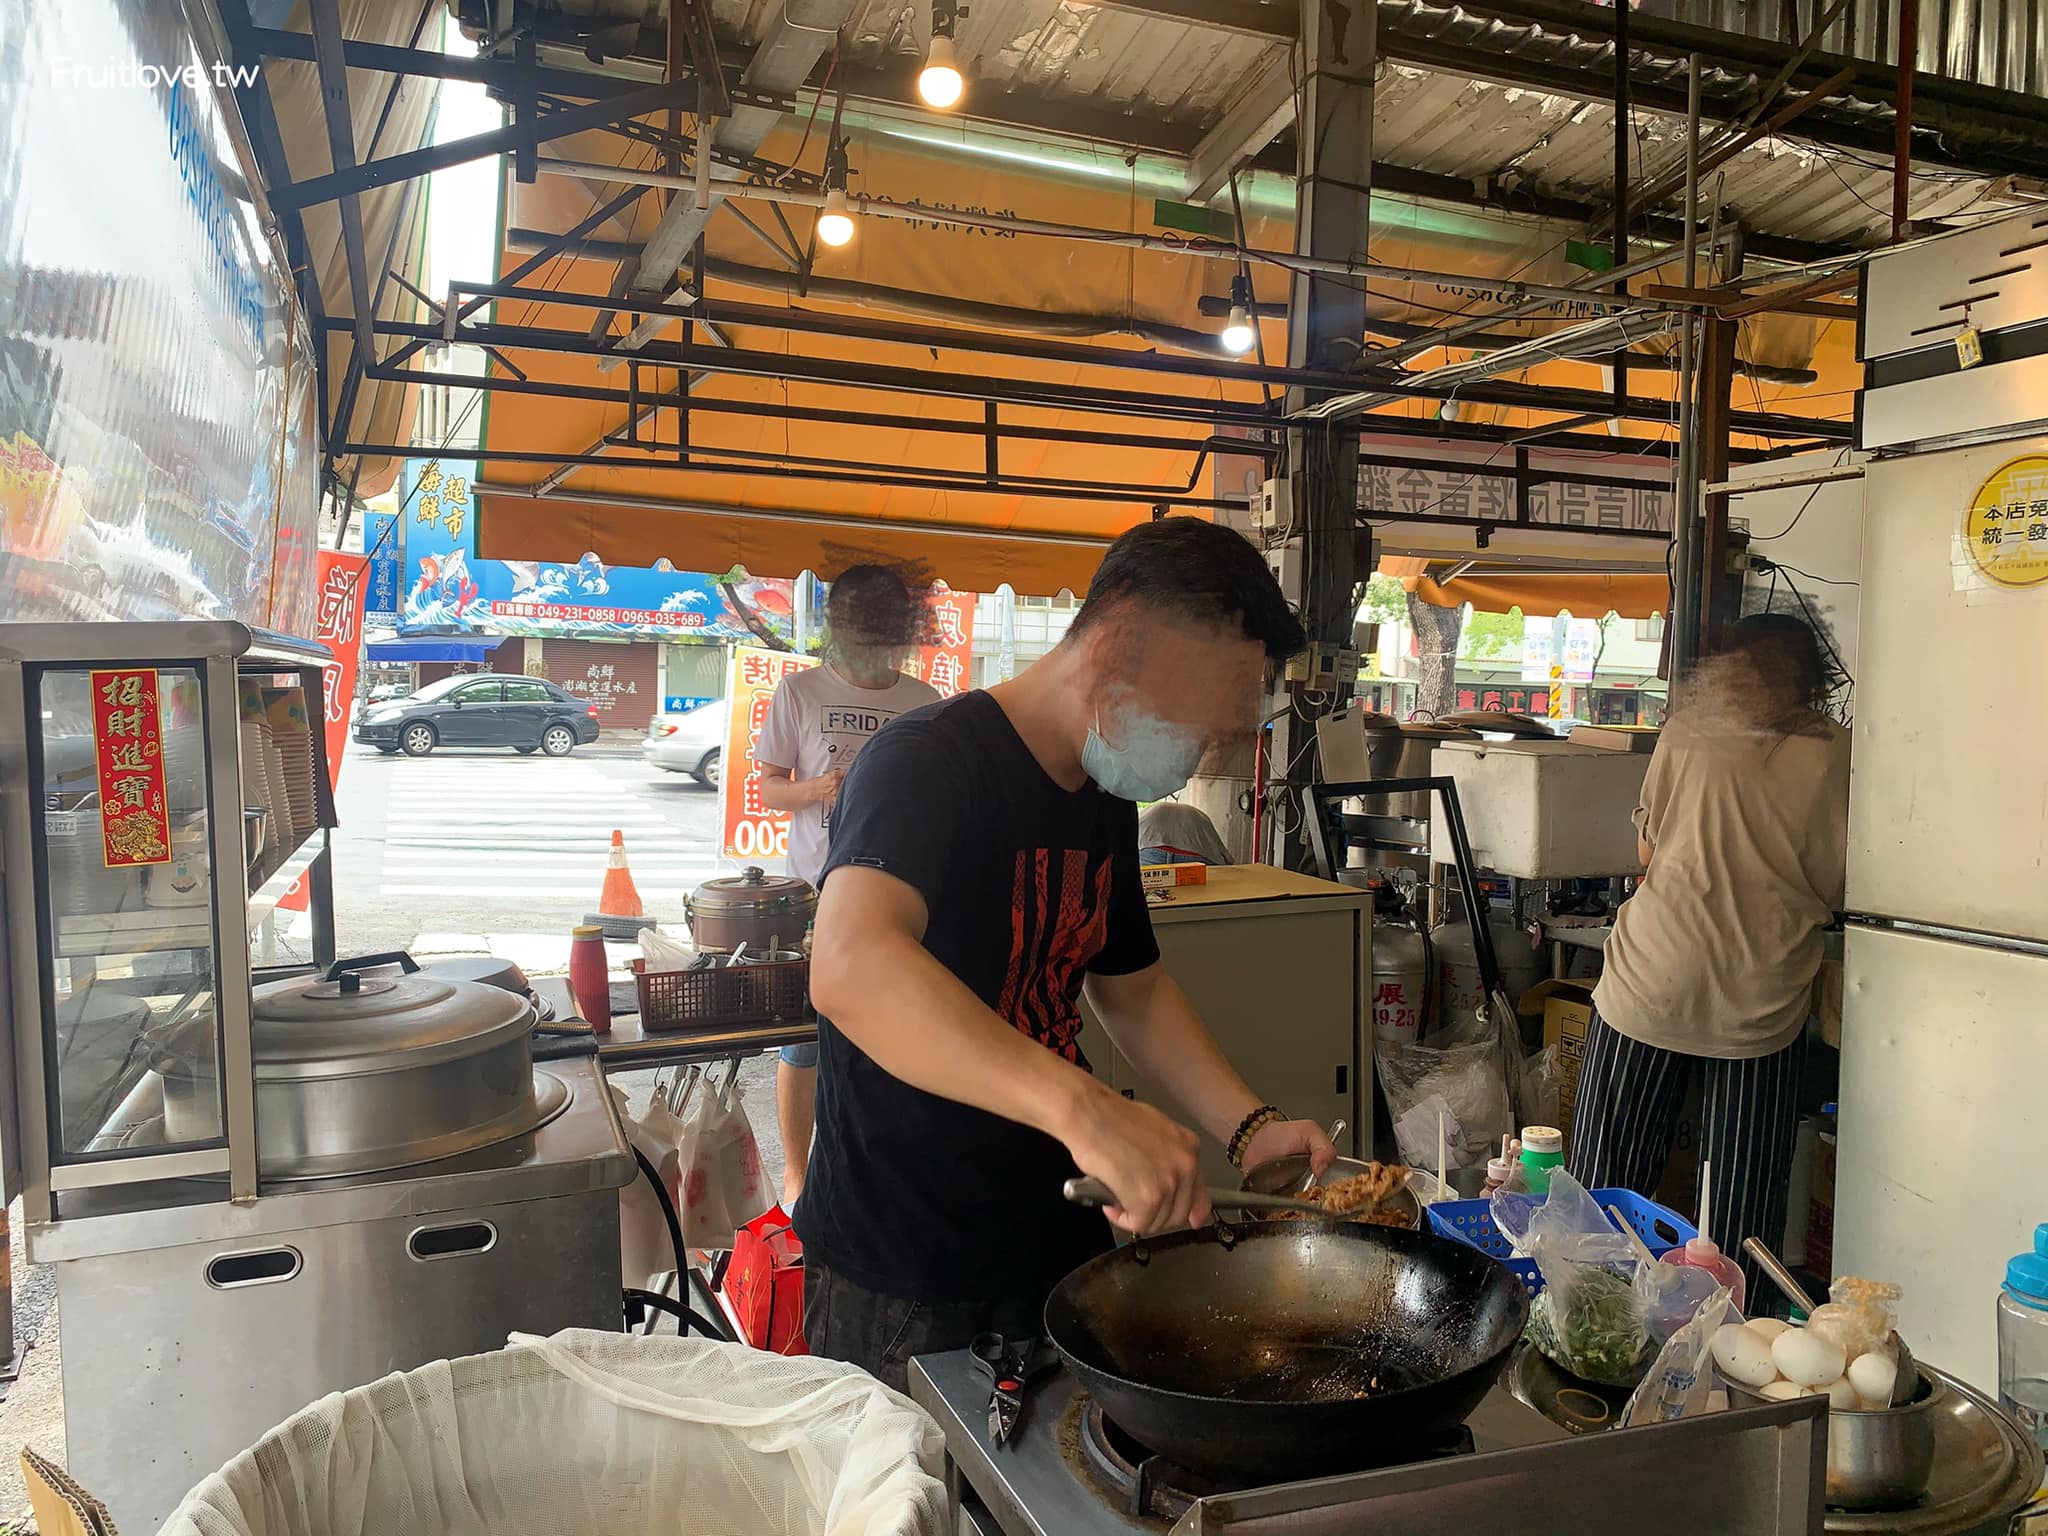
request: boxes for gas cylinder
[1370,918,1431,1045]
[1433,909,1545,1035]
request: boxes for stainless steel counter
[911,1347,1827,1536]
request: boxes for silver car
[643,700,725,786]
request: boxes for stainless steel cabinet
[1080,867,1370,1186]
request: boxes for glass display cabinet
[0,621,334,1219]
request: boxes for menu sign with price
[89,667,170,867]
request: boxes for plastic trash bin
[159,1330,948,1536]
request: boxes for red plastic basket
[632,955,809,1032]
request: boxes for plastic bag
[1495,1171,1660,1385]
[678,1071,739,1248]
[1380,1007,1516,1170]
[161,1329,949,1536]
[1518,1044,1562,1132]
[708,1063,773,1229]
[639,925,699,971]
[1807,1276,1904,1363]
[615,1078,688,1288]
[1621,1285,1734,1427]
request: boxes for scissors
[970,1331,1059,1445]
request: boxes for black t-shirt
[793,690,1161,1303]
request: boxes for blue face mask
[1082,705,1206,803]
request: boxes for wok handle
[1063,1176,1117,1209]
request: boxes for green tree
[1462,606,1525,660]
[1360,572,1408,624]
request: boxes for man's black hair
[825,562,921,647]
[1070,519,1307,660]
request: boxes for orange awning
[1410,570,1669,620]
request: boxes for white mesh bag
[159,1330,949,1536]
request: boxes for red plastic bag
[725,1207,807,1355]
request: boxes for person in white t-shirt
[756,565,941,1208]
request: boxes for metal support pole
[1893,0,1919,240]
[1668,53,1704,677]
[1611,0,1631,415]
[1694,315,1740,651]
[1277,0,1373,867]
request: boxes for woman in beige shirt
[1568,613,1849,1298]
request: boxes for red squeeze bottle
[568,924,612,1034]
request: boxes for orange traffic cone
[599,829,644,917]
[585,829,655,939]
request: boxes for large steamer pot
[154,952,551,1179]
[684,866,816,954]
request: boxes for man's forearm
[810,925,1093,1140]
[1089,969,1261,1147]
[759,773,810,812]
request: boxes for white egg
[1760,1379,1807,1400]
[1711,1323,1781,1388]
[1747,1317,1794,1341]
[1772,1326,1848,1387]
[1822,1375,1862,1410]
[1846,1351,1898,1406]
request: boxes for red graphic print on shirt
[996,848,1114,1062]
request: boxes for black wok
[1043,1219,1528,1483]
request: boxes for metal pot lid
[421,953,532,995]
[687,865,816,913]
[249,971,535,1079]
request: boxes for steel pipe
[535,156,1685,317]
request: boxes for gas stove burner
[1075,1397,1476,1521]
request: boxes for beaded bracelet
[1226,1103,1284,1168]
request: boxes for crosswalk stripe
[381,850,722,865]
[378,883,710,899]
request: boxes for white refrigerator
[1836,434,2048,1394]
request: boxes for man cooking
[800,518,1335,1390]
[756,563,940,1211]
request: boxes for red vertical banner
[904,585,976,698]
[90,668,170,866]
[277,550,368,911]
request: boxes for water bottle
[1998,1223,2048,1452]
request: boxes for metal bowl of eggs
[1717,1318,1937,1510]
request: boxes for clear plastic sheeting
[159,1330,950,1536]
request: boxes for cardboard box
[1140,862,1208,892]
[1531,980,1594,1143]
[1815,958,1843,1049]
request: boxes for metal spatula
[1063,1175,1327,1219]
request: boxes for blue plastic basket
[1427,1188,1697,1299]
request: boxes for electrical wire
[1745,448,1854,541]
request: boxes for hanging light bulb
[1219,272,1256,354]
[816,185,855,248]
[921,20,966,109]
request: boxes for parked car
[353,673,600,757]
[643,700,724,786]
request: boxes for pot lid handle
[324,950,422,982]
[742,866,766,883]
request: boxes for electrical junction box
[1255,477,1293,532]
[1266,537,1304,606]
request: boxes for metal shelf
[54,908,212,960]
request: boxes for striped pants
[1566,1008,1803,1306]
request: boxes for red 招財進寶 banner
[90,668,171,867]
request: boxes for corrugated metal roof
[1682,0,2047,101]
[698,0,2021,250]
[1372,65,2014,247]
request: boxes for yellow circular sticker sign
[1965,456,2048,588]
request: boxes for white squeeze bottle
[1659,1160,1747,1315]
